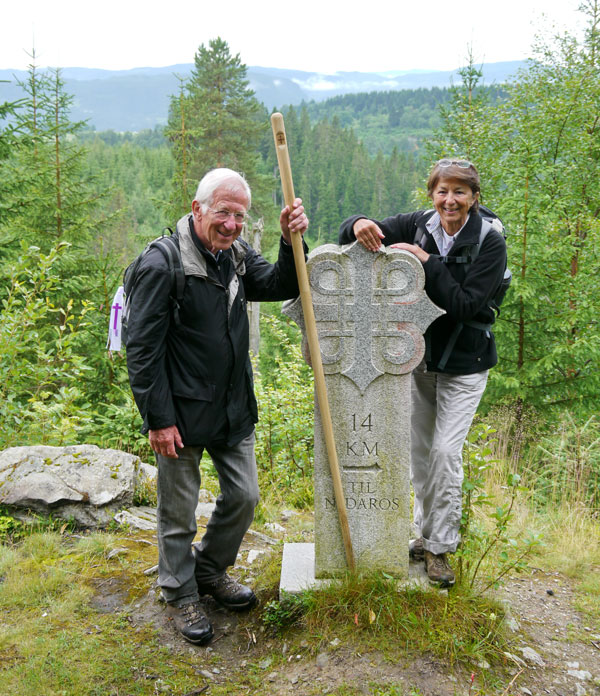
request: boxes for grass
[0,502,598,695]
[0,530,216,695]
[463,414,600,623]
[0,527,510,695]
[261,571,509,671]
[1,411,599,694]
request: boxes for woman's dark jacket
[338,210,507,374]
[126,214,304,447]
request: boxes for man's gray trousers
[155,431,259,606]
[411,365,488,555]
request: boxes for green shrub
[253,313,314,508]
[458,422,541,593]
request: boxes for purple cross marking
[112,303,122,331]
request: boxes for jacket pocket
[171,379,215,402]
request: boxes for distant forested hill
[75,84,507,158]
[0,61,523,132]
[295,86,508,155]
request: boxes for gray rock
[114,508,157,531]
[247,549,265,565]
[505,615,521,632]
[106,547,128,560]
[504,651,527,668]
[198,488,216,503]
[137,461,157,482]
[195,501,216,518]
[0,445,146,527]
[520,646,546,667]
[265,522,285,533]
[316,652,329,668]
[568,670,592,681]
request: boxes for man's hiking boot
[424,550,455,587]
[192,544,257,611]
[196,573,257,611]
[166,601,214,645]
[409,537,425,561]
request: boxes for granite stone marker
[284,241,443,578]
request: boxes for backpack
[119,229,185,349]
[413,205,512,370]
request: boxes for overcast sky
[2,0,586,74]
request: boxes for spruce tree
[164,76,201,219]
[0,59,119,407]
[166,38,271,222]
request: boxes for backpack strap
[436,319,493,371]
[413,210,434,249]
[470,218,494,263]
[150,231,185,327]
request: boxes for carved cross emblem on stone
[284,242,444,393]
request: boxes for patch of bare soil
[94,525,600,696]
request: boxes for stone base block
[279,542,432,598]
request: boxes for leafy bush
[0,510,23,542]
[262,592,310,632]
[0,242,94,449]
[458,423,541,593]
[253,313,314,508]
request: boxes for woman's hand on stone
[353,219,384,252]
[389,242,430,264]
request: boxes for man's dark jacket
[126,213,305,447]
[339,210,507,374]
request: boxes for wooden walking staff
[271,112,355,572]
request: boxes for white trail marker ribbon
[107,286,124,352]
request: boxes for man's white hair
[194,168,251,212]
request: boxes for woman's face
[432,176,478,234]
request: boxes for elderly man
[126,168,308,644]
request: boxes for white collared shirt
[425,211,470,256]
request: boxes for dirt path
[104,516,600,695]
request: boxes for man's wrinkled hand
[280,198,308,244]
[149,425,184,458]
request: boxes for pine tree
[166,38,271,222]
[0,59,119,406]
[164,76,201,219]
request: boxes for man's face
[192,185,249,253]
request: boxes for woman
[338,159,507,587]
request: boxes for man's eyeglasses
[437,159,473,169]
[208,207,247,224]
